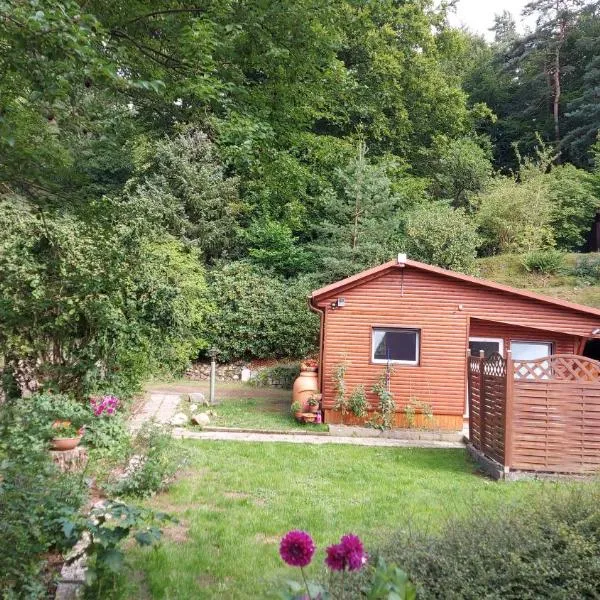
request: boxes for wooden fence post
[504,350,514,473]
[479,350,486,453]
[467,349,473,441]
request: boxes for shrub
[0,199,210,398]
[522,249,565,275]
[108,422,188,498]
[348,385,368,418]
[355,486,600,600]
[403,203,480,273]
[0,393,89,453]
[249,363,301,390]
[0,449,85,596]
[571,254,600,282]
[476,171,555,255]
[205,262,319,362]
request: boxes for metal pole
[210,352,216,406]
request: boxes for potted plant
[306,394,321,413]
[300,358,318,372]
[291,401,304,422]
[51,421,84,451]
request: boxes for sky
[447,0,536,40]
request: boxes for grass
[127,441,550,599]
[147,380,328,432]
[477,253,600,308]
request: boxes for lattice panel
[513,354,600,383]
[468,354,507,464]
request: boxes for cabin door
[465,337,504,417]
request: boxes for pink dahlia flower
[279,530,315,568]
[325,534,367,572]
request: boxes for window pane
[373,329,418,362]
[511,341,552,360]
[469,341,501,358]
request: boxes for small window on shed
[372,328,420,365]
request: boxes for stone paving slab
[130,392,182,431]
[172,428,465,449]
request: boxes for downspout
[308,295,325,393]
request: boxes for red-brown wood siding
[469,319,577,356]
[315,266,599,422]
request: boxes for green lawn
[128,441,548,599]
[180,396,329,432]
[148,380,328,432]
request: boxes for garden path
[172,428,464,448]
[129,392,181,431]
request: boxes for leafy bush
[0,394,90,453]
[403,203,481,273]
[360,486,600,600]
[249,363,301,390]
[571,254,600,282]
[205,262,319,362]
[0,449,85,597]
[61,500,171,598]
[0,199,209,398]
[348,385,368,418]
[476,166,555,255]
[548,164,597,251]
[522,249,565,275]
[108,422,187,498]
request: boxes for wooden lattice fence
[468,353,600,475]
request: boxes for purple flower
[324,543,346,571]
[279,530,315,568]
[340,534,367,571]
[325,534,367,572]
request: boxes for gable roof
[310,258,600,320]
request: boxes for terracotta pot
[51,436,82,451]
[303,413,317,423]
[294,411,305,423]
[292,370,319,411]
[307,404,320,413]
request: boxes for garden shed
[309,255,600,441]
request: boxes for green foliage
[332,360,349,415]
[61,500,172,597]
[245,219,312,278]
[205,262,318,362]
[404,203,480,273]
[313,142,408,281]
[84,414,130,455]
[0,393,89,451]
[403,398,434,430]
[375,486,600,599]
[108,423,187,499]
[476,168,555,255]
[547,163,598,250]
[126,131,242,262]
[571,253,600,282]
[430,136,493,208]
[0,404,86,599]
[249,363,301,390]
[522,249,566,275]
[371,370,396,430]
[0,198,209,397]
[348,384,368,418]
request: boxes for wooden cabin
[309,255,600,431]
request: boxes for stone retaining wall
[185,361,300,389]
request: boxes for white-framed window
[511,340,553,380]
[372,328,420,365]
[468,337,504,358]
[511,340,553,360]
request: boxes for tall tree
[522,0,586,147]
